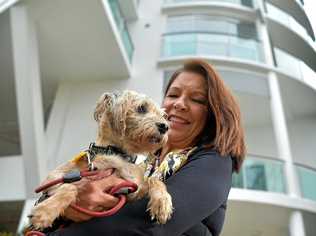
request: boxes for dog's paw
[30,205,58,230]
[147,191,173,224]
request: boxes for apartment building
[0,0,315,235]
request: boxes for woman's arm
[48,150,232,236]
[149,150,232,235]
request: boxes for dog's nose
[156,122,168,134]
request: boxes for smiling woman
[163,72,209,151]
[46,59,246,236]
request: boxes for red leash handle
[35,170,100,193]
[27,171,138,235]
[70,181,138,217]
[25,231,45,236]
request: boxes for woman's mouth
[168,115,190,124]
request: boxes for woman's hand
[63,169,127,222]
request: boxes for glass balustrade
[162,32,263,62]
[274,48,316,85]
[296,165,316,201]
[108,0,134,62]
[232,155,286,193]
[164,0,253,8]
[274,48,302,79]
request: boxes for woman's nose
[173,97,187,111]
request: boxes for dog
[29,90,173,230]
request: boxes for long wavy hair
[164,59,246,172]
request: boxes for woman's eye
[137,104,147,114]
[192,98,207,105]
[166,94,178,98]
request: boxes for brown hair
[165,59,246,172]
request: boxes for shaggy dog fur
[29,90,173,230]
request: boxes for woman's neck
[159,142,193,161]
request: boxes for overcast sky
[304,0,316,41]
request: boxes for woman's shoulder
[189,146,231,160]
[186,146,234,174]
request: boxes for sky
[304,0,316,39]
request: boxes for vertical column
[256,1,305,235]
[10,4,47,199]
[256,0,300,197]
[289,211,306,236]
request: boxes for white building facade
[0,0,316,235]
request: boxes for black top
[48,147,233,236]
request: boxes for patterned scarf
[144,147,197,182]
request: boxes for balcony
[109,0,134,62]
[274,48,316,90]
[266,3,316,72]
[266,3,313,44]
[162,0,256,19]
[117,0,139,21]
[232,155,286,193]
[296,165,316,201]
[164,0,254,8]
[23,0,133,83]
[161,32,263,62]
[266,0,314,41]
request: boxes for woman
[48,59,246,236]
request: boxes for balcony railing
[108,0,134,62]
[164,0,254,8]
[161,32,263,62]
[232,155,286,193]
[296,165,316,201]
[266,3,313,44]
[274,48,316,87]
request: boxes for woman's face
[163,72,209,148]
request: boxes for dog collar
[87,142,137,164]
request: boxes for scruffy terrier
[29,90,172,230]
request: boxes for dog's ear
[94,92,115,122]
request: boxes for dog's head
[94,90,168,154]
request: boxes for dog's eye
[137,104,147,114]
[162,112,168,119]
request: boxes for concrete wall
[46,80,127,169]
[288,116,316,168]
[46,0,167,169]
[245,124,279,158]
[0,10,21,156]
[0,156,25,200]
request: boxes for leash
[26,168,138,236]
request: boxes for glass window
[166,15,258,40]
[245,161,267,190]
[230,37,260,61]
[163,15,262,61]
[297,166,316,201]
[108,0,134,62]
[232,157,286,193]
[166,15,194,33]
[197,34,228,56]
[241,0,253,7]
[237,22,258,39]
[162,34,197,57]
[232,171,244,188]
